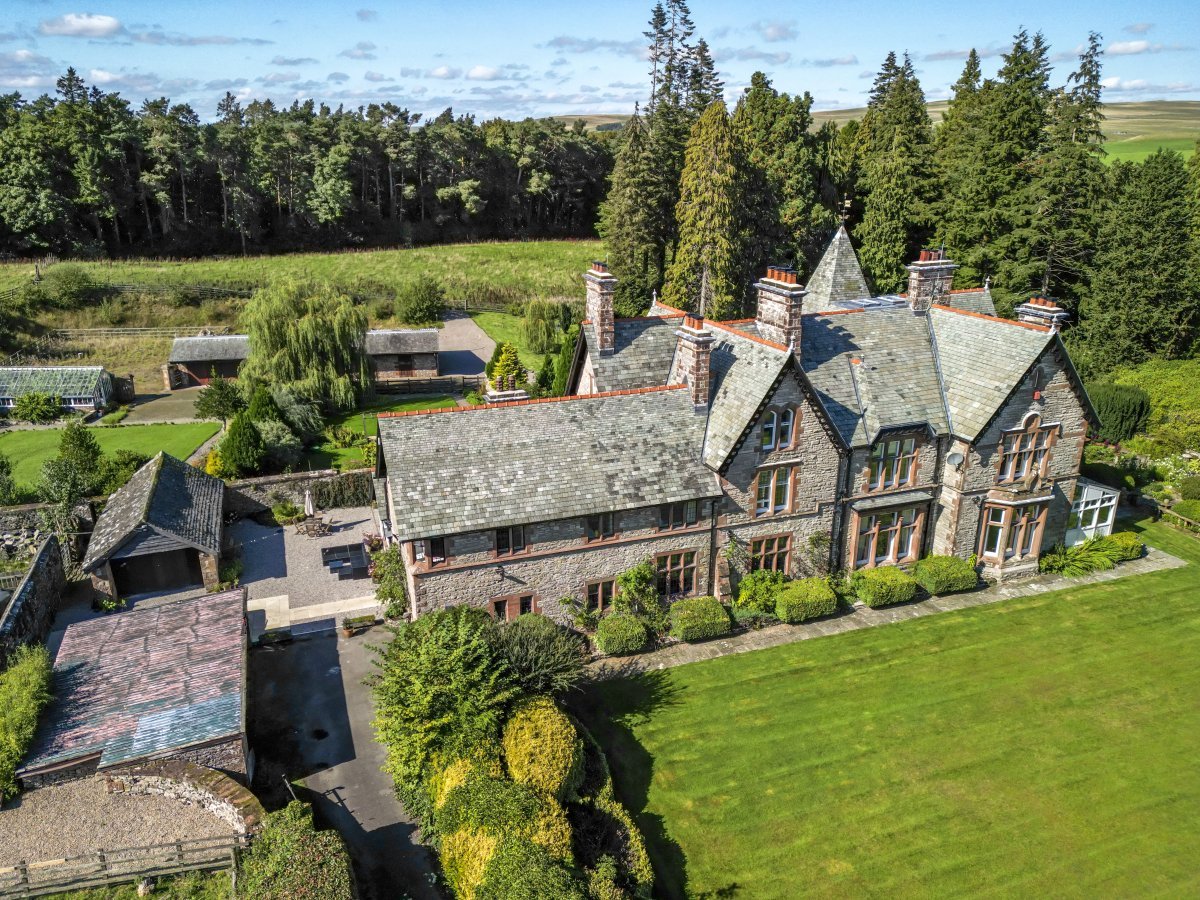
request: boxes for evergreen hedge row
[775,578,838,623]
[0,645,52,802]
[667,596,731,642]
[594,613,649,655]
[912,555,979,595]
[1087,382,1151,443]
[851,567,919,608]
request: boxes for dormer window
[999,414,1056,484]
[760,407,798,450]
[868,437,918,490]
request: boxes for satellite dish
[947,451,965,469]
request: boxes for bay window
[868,437,918,490]
[854,507,921,568]
[978,502,1047,562]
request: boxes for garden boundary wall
[0,536,66,669]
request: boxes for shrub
[1038,537,1122,576]
[272,500,304,524]
[850,567,919,608]
[99,406,128,425]
[271,385,324,442]
[775,578,838,623]
[441,826,500,899]
[43,264,95,307]
[394,274,445,324]
[735,569,786,614]
[257,419,303,469]
[238,801,354,900]
[497,613,586,696]
[1172,499,1200,522]
[194,375,245,425]
[247,385,285,422]
[476,838,587,900]
[614,559,667,633]
[438,772,571,862]
[1107,531,1145,561]
[502,696,584,802]
[371,606,521,826]
[324,424,359,448]
[204,449,237,479]
[371,543,408,618]
[489,343,525,391]
[13,392,59,424]
[220,412,264,476]
[1087,382,1151,443]
[667,595,731,642]
[0,645,53,801]
[912,555,978,595]
[1080,461,1136,492]
[0,453,16,506]
[594,613,648,656]
[1178,476,1200,501]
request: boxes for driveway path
[592,546,1187,676]
[437,311,493,376]
[249,631,439,900]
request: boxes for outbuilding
[0,366,113,414]
[165,334,250,388]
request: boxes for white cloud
[38,13,123,38]
[0,49,58,90]
[715,46,790,65]
[1123,22,1153,35]
[1101,76,1194,93]
[753,20,796,43]
[88,68,121,84]
[805,55,858,67]
[429,65,462,79]
[327,72,350,82]
[1106,40,1189,55]
[339,41,377,60]
[467,65,500,80]
[364,70,394,82]
[545,35,646,60]
[271,55,317,66]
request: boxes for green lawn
[578,519,1200,899]
[49,870,231,899]
[0,421,220,488]
[1104,136,1198,163]
[467,310,544,371]
[304,395,455,470]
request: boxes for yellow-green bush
[441,827,499,900]
[501,696,584,802]
[530,795,574,863]
[428,752,504,811]
[0,645,52,801]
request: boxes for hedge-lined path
[590,545,1186,676]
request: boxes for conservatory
[1064,478,1120,546]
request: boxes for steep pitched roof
[804,226,872,312]
[0,366,106,399]
[929,305,1054,440]
[937,288,996,317]
[800,308,950,446]
[702,323,792,470]
[579,315,683,393]
[168,334,250,364]
[378,387,720,541]
[364,328,439,356]
[83,453,225,571]
[20,590,245,774]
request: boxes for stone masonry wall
[224,469,372,517]
[412,504,714,623]
[0,536,66,669]
[106,759,265,834]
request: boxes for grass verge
[578,518,1200,898]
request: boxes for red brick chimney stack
[1015,296,1070,332]
[584,261,617,354]
[754,266,807,352]
[672,315,715,410]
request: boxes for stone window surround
[754,465,797,517]
[409,520,711,577]
[749,533,792,573]
[658,500,701,531]
[977,499,1048,562]
[586,512,618,543]
[586,578,616,612]
[996,413,1060,485]
[848,504,926,570]
[759,403,803,452]
[861,432,923,494]
[656,548,699,597]
[490,592,539,620]
[493,524,528,558]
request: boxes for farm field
[0,239,601,297]
[0,422,219,488]
[578,519,1200,899]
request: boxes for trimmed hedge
[238,801,354,900]
[1108,532,1145,561]
[912,555,978,595]
[1087,382,1150,443]
[476,838,588,900]
[502,696,584,802]
[1081,461,1136,492]
[775,578,837,624]
[1172,499,1200,522]
[594,613,649,656]
[851,567,919,608]
[0,645,52,801]
[667,596,731,642]
[734,569,786,614]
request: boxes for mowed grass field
[0,239,601,296]
[578,519,1200,899]
[0,422,219,487]
[305,394,455,470]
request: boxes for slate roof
[83,453,225,571]
[168,334,250,364]
[938,289,997,317]
[580,316,683,392]
[0,366,105,399]
[800,308,951,446]
[364,328,439,356]
[378,386,721,541]
[805,226,872,312]
[702,323,791,470]
[20,590,245,775]
[929,305,1053,441]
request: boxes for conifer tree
[858,130,921,293]
[661,102,750,319]
[1071,150,1199,377]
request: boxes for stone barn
[83,453,225,600]
[365,328,440,380]
[165,335,249,388]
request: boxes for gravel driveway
[0,777,233,866]
[437,311,494,375]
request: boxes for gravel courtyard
[0,777,233,866]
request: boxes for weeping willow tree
[240,279,368,411]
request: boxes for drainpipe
[830,449,854,573]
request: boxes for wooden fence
[374,374,484,395]
[0,834,248,898]
[53,325,232,340]
[0,572,23,591]
[1159,506,1200,535]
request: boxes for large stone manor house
[375,228,1096,622]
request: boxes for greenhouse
[0,366,112,413]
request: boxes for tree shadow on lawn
[571,664,742,899]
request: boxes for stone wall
[224,469,374,517]
[372,352,439,379]
[1,501,94,570]
[106,759,265,834]
[0,536,66,669]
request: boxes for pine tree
[661,102,750,319]
[685,39,723,117]
[644,3,669,109]
[1071,151,1200,377]
[858,130,921,293]
[219,412,265,476]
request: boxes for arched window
[777,407,795,447]
[760,411,778,450]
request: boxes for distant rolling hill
[553,100,1200,162]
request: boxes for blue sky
[1,0,1197,120]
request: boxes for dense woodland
[0,72,613,255]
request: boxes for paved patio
[591,545,1189,676]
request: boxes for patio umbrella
[304,489,315,518]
